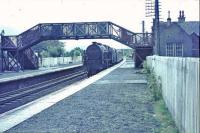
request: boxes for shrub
[143,61,162,101]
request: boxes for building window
[166,42,183,57]
[166,43,174,56]
[175,43,183,56]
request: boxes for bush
[143,61,162,101]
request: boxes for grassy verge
[143,61,179,133]
[154,99,179,133]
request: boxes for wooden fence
[147,56,199,133]
[39,56,82,67]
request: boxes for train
[84,42,123,76]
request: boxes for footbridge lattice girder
[2,21,152,50]
[0,21,152,71]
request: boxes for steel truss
[1,21,152,71]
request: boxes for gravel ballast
[6,65,159,133]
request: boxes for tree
[32,41,84,58]
[32,40,65,57]
[69,47,84,57]
[64,51,70,57]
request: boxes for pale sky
[0,0,199,50]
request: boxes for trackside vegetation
[143,61,179,133]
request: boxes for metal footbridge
[0,21,152,71]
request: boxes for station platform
[0,60,159,132]
[0,63,82,83]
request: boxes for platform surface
[2,60,159,132]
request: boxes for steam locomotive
[84,42,123,76]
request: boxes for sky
[0,0,199,50]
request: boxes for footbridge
[0,21,152,71]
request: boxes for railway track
[0,67,87,114]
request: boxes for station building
[154,11,199,57]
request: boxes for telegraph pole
[154,0,160,55]
[145,0,161,55]
[142,21,145,44]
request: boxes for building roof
[159,21,200,36]
[177,21,200,36]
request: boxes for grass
[154,99,179,133]
[143,61,179,133]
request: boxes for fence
[39,56,82,67]
[146,55,199,133]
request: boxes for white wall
[147,56,199,133]
[39,56,82,67]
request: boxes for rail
[0,66,87,114]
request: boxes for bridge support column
[0,31,3,72]
[134,46,153,68]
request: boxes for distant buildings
[153,11,200,57]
